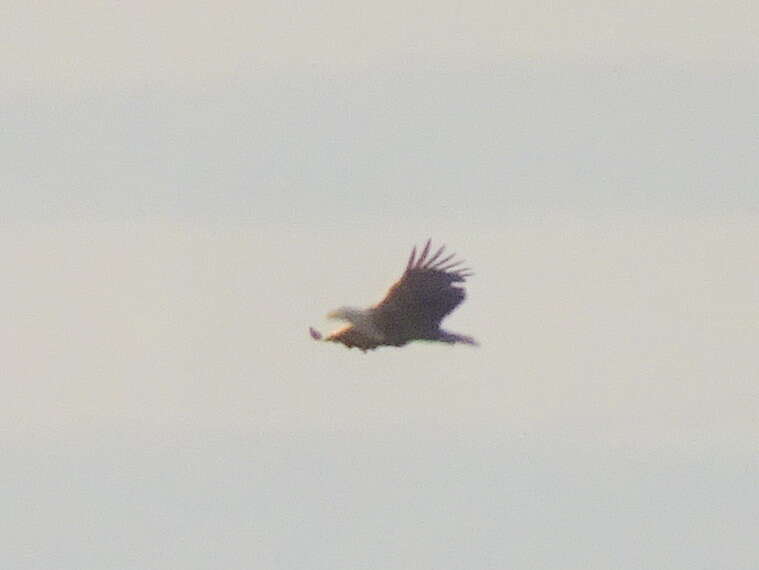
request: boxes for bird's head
[327,306,365,323]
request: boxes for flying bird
[310,240,477,351]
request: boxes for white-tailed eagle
[309,240,477,351]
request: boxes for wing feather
[430,252,457,269]
[426,244,446,266]
[371,241,471,340]
[405,245,417,271]
[417,239,432,265]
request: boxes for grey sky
[3,2,759,569]
[3,0,758,90]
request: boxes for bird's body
[310,240,477,351]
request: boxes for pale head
[326,305,384,341]
[327,306,365,323]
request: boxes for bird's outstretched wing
[371,240,472,336]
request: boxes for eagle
[309,240,477,351]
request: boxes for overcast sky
[3,2,759,569]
